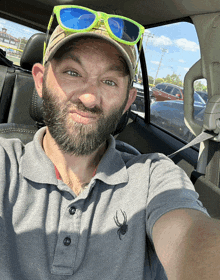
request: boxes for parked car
[150,94,206,142]
[196,90,208,103]
[151,83,184,101]
[152,83,204,103]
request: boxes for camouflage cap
[43,24,137,80]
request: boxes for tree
[155,78,164,85]
[163,73,183,86]
[148,75,154,85]
[194,81,207,92]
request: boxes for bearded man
[0,5,220,280]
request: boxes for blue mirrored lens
[60,8,95,30]
[108,18,139,42]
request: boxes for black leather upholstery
[29,88,44,127]
[7,73,35,124]
[0,67,17,122]
[0,33,46,125]
[0,33,46,124]
[0,123,38,144]
[20,33,46,71]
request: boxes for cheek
[103,91,128,114]
[46,73,70,102]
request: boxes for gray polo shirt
[0,127,208,279]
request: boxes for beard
[41,81,128,156]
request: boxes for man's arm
[152,208,220,279]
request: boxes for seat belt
[168,130,217,158]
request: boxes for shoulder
[120,149,177,171]
[0,136,25,163]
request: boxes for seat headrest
[20,33,46,71]
[30,88,45,127]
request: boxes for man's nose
[78,85,101,109]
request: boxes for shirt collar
[20,127,129,186]
[20,127,58,184]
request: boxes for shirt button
[69,206,76,215]
[63,237,71,246]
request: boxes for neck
[42,127,107,194]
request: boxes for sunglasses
[44,5,145,58]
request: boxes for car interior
[0,0,220,220]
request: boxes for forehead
[53,37,130,75]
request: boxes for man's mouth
[69,109,98,124]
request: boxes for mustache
[70,101,103,115]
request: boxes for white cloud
[174,38,199,52]
[144,30,151,35]
[151,61,160,65]
[179,59,185,63]
[184,67,190,72]
[151,35,173,47]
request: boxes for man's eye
[65,70,80,77]
[104,80,116,86]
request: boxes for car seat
[0,33,45,124]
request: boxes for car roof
[156,83,184,90]
[0,0,220,32]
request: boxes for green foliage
[149,83,155,88]
[148,75,154,85]
[163,73,183,86]
[194,80,207,92]
[155,78,164,85]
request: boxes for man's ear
[32,63,45,98]
[123,87,137,113]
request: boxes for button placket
[51,204,82,275]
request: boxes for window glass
[172,88,181,97]
[0,17,41,66]
[139,22,206,143]
[132,47,145,114]
[157,84,166,90]
[164,86,173,94]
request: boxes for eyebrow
[66,53,82,65]
[106,64,127,76]
[63,53,128,76]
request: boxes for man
[1,5,220,280]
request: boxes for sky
[0,17,205,85]
[142,22,206,85]
[0,17,40,40]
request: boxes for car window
[172,88,182,97]
[0,17,41,66]
[136,21,207,143]
[164,85,173,94]
[157,84,166,90]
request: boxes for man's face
[41,38,136,156]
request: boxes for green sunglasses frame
[44,5,145,57]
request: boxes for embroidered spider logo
[114,209,128,240]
